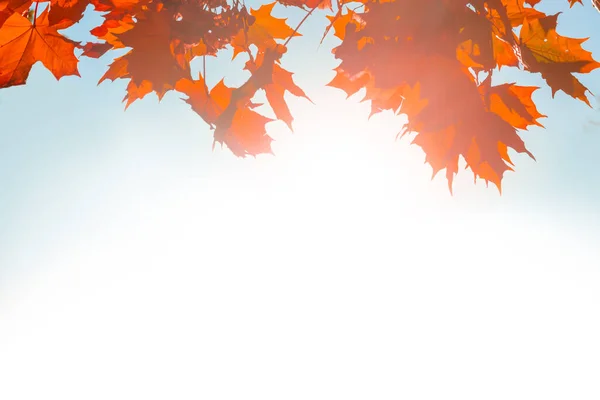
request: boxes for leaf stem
[283,5,318,47]
[33,1,39,26]
[203,55,208,95]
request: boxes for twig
[283,5,319,47]
[203,55,208,95]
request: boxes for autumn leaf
[81,41,112,58]
[0,7,80,88]
[214,107,274,157]
[278,0,332,10]
[328,0,545,192]
[48,0,90,29]
[89,14,136,49]
[482,83,546,129]
[178,71,277,157]
[502,0,546,27]
[323,8,364,42]
[98,3,191,106]
[246,2,298,44]
[327,68,371,98]
[231,1,298,57]
[245,49,311,130]
[456,1,522,70]
[520,14,600,105]
[176,75,231,126]
[0,0,33,29]
[178,46,291,157]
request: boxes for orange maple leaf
[176,76,231,126]
[99,4,191,106]
[178,73,276,157]
[277,0,332,10]
[327,68,371,98]
[482,82,546,130]
[89,14,136,49]
[244,49,311,130]
[0,0,32,28]
[520,14,600,105]
[323,8,364,44]
[214,107,274,157]
[48,0,90,29]
[501,0,546,27]
[81,41,112,58]
[0,7,80,88]
[179,47,291,157]
[231,2,298,58]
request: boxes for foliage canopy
[1,0,599,192]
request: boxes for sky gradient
[1,2,599,399]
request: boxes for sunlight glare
[1,89,599,400]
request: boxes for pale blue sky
[1,2,599,273]
[0,2,599,399]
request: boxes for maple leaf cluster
[328,0,599,191]
[0,0,598,192]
